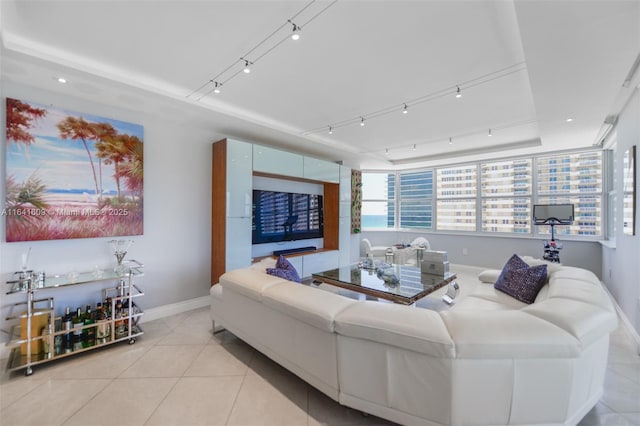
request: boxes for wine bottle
[83,305,96,347]
[63,307,73,353]
[72,307,84,351]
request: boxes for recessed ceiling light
[56,77,68,84]
[566,118,574,122]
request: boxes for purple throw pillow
[266,267,301,283]
[494,254,547,304]
[267,255,301,283]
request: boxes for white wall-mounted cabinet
[226,139,253,218]
[303,157,340,183]
[226,218,252,272]
[253,145,303,178]
[339,165,351,219]
[338,165,352,267]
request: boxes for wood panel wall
[211,139,227,285]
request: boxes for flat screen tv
[252,190,324,244]
[533,204,574,225]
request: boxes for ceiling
[1,0,639,169]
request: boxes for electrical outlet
[462,248,468,256]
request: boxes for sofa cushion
[523,298,618,347]
[441,309,580,358]
[262,282,357,332]
[335,301,455,358]
[219,268,287,302]
[494,254,547,304]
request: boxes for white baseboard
[1,296,210,363]
[602,285,640,355]
[139,296,210,323]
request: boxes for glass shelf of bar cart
[5,260,144,294]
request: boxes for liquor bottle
[41,317,52,359]
[95,302,111,344]
[113,300,127,339]
[63,307,73,353]
[72,307,84,351]
[104,297,113,320]
[83,305,96,347]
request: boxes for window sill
[599,240,616,249]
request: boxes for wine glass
[109,240,133,275]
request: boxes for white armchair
[410,236,430,250]
[360,238,389,259]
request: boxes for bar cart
[4,260,144,376]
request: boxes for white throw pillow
[249,256,277,272]
[478,269,501,284]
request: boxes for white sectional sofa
[210,258,618,426]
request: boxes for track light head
[213,82,222,94]
[360,117,365,126]
[290,21,301,40]
[402,103,408,114]
[449,137,453,144]
[242,59,252,74]
[455,86,462,98]
[488,129,492,137]
[328,126,333,134]
[412,144,416,150]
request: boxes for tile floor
[0,299,639,425]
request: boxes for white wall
[602,89,640,339]
[1,81,215,333]
[361,230,603,275]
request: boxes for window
[481,159,532,233]
[398,170,433,229]
[536,151,603,236]
[361,172,395,229]
[362,148,603,239]
[437,165,477,231]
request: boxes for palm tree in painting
[6,98,46,146]
[120,135,143,203]
[91,122,117,198]
[57,116,100,199]
[6,174,49,222]
[95,131,128,201]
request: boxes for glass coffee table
[312,264,456,305]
